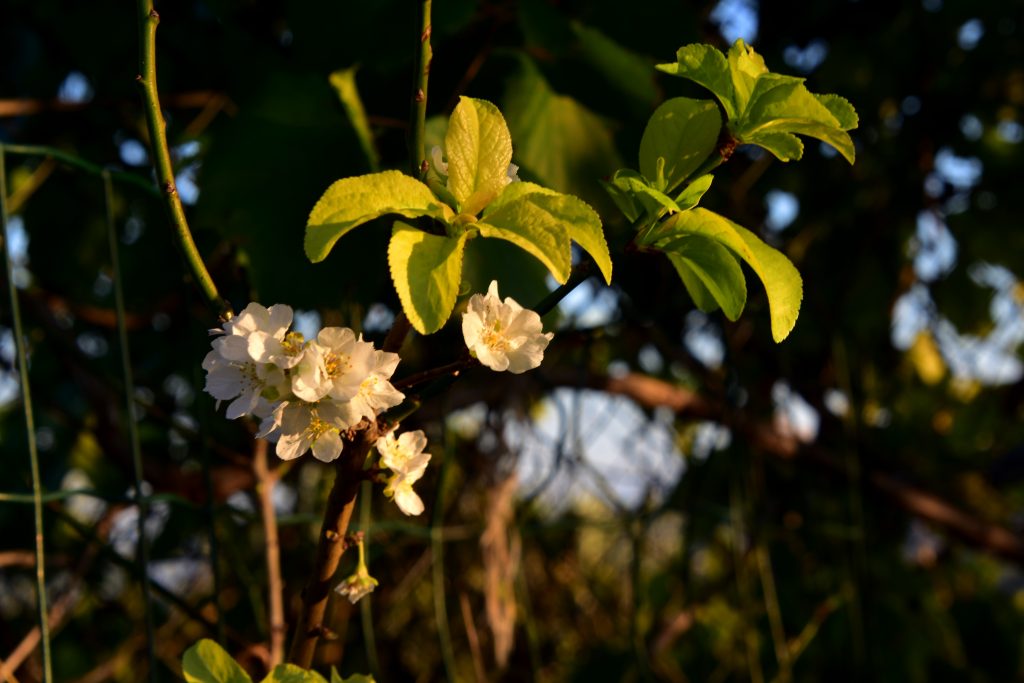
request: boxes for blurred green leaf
[261,664,328,683]
[502,56,622,209]
[570,20,658,114]
[329,67,380,172]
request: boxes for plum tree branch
[136,0,232,320]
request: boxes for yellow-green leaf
[261,664,328,683]
[656,43,738,121]
[445,97,513,214]
[330,669,375,683]
[657,208,803,341]
[727,39,768,112]
[388,222,469,334]
[305,171,447,263]
[182,640,252,683]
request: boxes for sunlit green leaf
[305,171,448,263]
[639,97,721,192]
[815,94,859,130]
[743,131,805,162]
[656,208,803,341]
[329,67,379,171]
[656,43,738,121]
[727,39,769,113]
[261,664,329,683]
[388,222,469,334]
[445,96,513,215]
[737,73,856,163]
[330,669,375,683]
[661,234,747,320]
[182,640,252,683]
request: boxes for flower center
[481,322,510,352]
[281,331,305,356]
[323,351,350,379]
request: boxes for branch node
[421,25,432,42]
[414,88,426,103]
[324,529,342,543]
[162,181,177,196]
[149,8,159,21]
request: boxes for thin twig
[459,591,486,683]
[253,439,285,666]
[0,145,52,683]
[1,143,158,197]
[104,170,158,681]
[135,0,232,320]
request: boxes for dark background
[2,0,1023,681]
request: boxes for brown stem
[253,439,284,666]
[287,431,376,668]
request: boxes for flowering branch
[136,0,232,320]
[287,430,376,668]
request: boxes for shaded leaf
[639,97,721,192]
[743,131,805,162]
[305,171,448,263]
[483,187,613,284]
[182,640,252,683]
[656,208,803,341]
[661,234,747,320]
[445,97,513,215]
[674,174,714,211]
[388,223,469,334]
[604,169,680,220]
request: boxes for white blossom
[201,349,290,419]
[212,303,301,368]
[291,327,375,403]
[462,280,553,373]
[344,350,405,424]
[377,429,431,516]
[268,400,352,462]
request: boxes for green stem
[409,0,433,178]
[104,171,159,682]
[358,480,382,680]
[136,0,232,320]
[1,141,52,683]
[431,420,457,681]
[1,143,158,196]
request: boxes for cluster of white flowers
[462,280,553,374]
[203,303,405,463]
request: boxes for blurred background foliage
[2,0,1024,681]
